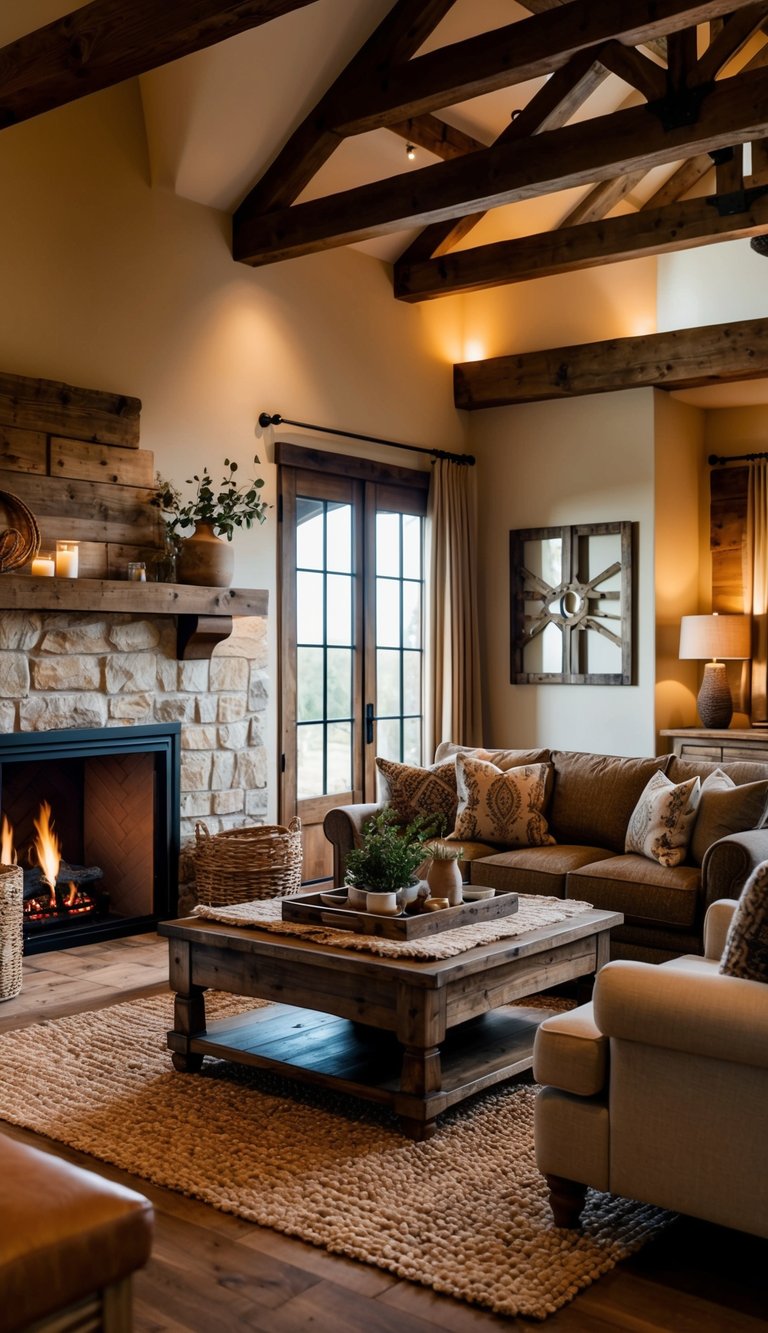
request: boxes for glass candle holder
[127,561,147,582]
[55,541,79,578]
[31,553,55,577]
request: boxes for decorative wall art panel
[509,521,634,685]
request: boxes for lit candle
[55,541,79,578]
[31,554,55,577]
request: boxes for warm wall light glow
[462,338,487,362]
[628,315,657,337]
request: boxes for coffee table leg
[396,983,445,1138]
[168,939,206,1074]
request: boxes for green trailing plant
[151,457,267,544]
[345,807,436,893]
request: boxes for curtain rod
[709,452,768,464]
[258,412,475,466]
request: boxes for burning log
[22,861,103,901]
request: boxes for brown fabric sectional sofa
[323,743,768,964]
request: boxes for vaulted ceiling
[5,0,768,305]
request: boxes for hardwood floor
[1,934,766,1332]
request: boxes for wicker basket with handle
[193,818,303,906]
[0,863,23,1001]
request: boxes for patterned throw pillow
[375,757,458,829]
[451,754,555,847]
[690,771,768,866]
[720,860,768,983]
[624,770,701,868]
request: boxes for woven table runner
[191,894,594,961]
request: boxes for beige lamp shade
[679,614,751,661]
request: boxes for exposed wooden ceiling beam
[234,61,768,265]
[487,0,669,63]
[597,42,667,101]
[394,191,768,300]
[234,0,457,218]
[0,0,319,128]
[559,168,648,227]
[453,316,768,409]
[398,50,608,265]
[324,1,757,136]
[387,115,488,161]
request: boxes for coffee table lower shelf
[168,1000,553,1136]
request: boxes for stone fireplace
[0,607,269,949]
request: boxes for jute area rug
[0,992,671,1321]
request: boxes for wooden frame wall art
[510,521,633,685]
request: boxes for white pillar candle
[55,541,79,578]
[31,555,55,577]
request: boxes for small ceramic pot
[427,857,463,906]
[423,897,450,912]
[365,890,399,916]
[345,884,367,908]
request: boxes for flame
[65,882,77,907]
[1,815,16,865]
[33,801,61,893]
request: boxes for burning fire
[1,815,16,865]
[33,801,62,894]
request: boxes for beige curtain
[747,461,768,723]
[426,458,483,753]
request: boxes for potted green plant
[152,458,267,587]
[344,808,434,905]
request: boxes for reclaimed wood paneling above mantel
[0,577,269,660]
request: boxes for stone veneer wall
[0,610,268,912]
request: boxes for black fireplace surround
[0,723,180,954]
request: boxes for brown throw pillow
[451,754,555,847]
[691,774,768,866]
[624,770,700,868]
[375,757,457,829]
[720,861,768,983]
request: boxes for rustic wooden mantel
[0,576,268,659]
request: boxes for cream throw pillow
[452,755,555,847]
[625,770,701,868]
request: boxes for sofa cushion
[567,854,701,928]
[471,845,614,898]
[549,752,669,853]
[434,741,551,770]
[691,776,768,866]
[376,757,458,829]
[667,754,768,785]
[452,755,555,847]
[624,771,701,868]
[720,860,768,984]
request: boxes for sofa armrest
[322,803,385,887]
[532,1002,608,1097]
[703,898,738,960]
[593,959,768,1069]
[701,829,768,913]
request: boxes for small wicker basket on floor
[0,864,23,1002]
[193,818,303,906]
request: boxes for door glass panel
[377,648,400,716]
[326,503,351,573]
[403,717,421,766]
[297,646,324,721]
[402,581,421,649]
[376,512,400,577]
[327,573,352,646]
[376,578,400,647]
[297,570,323,644]
[403,651,421,714]
[326,647,352,721]
[297,723,324,801]
[376,718,400,762]
[402,513,421,579]
[327,722,352,793]
[296,498,324,570]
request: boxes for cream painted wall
[657,238,768,330]
[0,82,466,817]
[468,389,658,756]
[653,393,705,738]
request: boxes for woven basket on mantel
[193,819,303,906]
[0,864,23,1001]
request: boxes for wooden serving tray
[281,887,519,940]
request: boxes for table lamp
[679,613,752,728]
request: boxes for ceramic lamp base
[697,661,733,729]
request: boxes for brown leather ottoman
[0,1133,153,1332]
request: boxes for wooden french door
[278,449,428,887]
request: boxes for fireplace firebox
[0,724,180,954]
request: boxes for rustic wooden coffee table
[159,907,621,1139]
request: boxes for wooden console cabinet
[661,728,768,763]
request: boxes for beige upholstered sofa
[323,744,768,963]
[532,898,768,1239]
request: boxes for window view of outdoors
[374,511,423,765]
[296,498,354,801]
